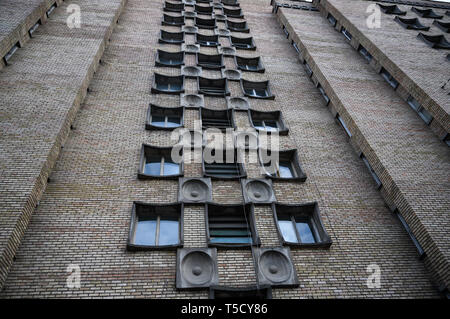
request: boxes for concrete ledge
[0,0,127,290]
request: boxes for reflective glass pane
[296,221,316,244]
[151,115,165,127]
[210,237,252,244]
[278,220,298,243]
[144,156,161,175]
[253,120,264,130]
[166,116,181,127]
[265,120,278,131]
[279,161,294,178]
[134,218,157,246]
[158,219,179,245]
[163,158,180,176]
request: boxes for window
[206,203,259,247]
[235,56,265,73]
[336,114,352,137]
[358,45,372,62]
[159,30,185,44]
[380,67,399,89]
[223,7,243,18]
[341,26,352,41]
[209,286,272,299]
[138,144,183,179]
[411,7,443,19]
[162,14,185,26]
[282,25,289,38]
[195,4,213,14]
[3,42,20,65]
[241,80,275,100]
[407,96,433,125]
[155,50,185,68]
[146,104,183,130]
[417,33,450,50]
[226,20,250,33]
[249,110,288,135]
[394,17,430,31]
[360,153,382,189]
[127,202,183,250]
[303,60,313,77]
[201,108,234,130]
[28,20,41,38]
[394,209,425,259]
[164,1,184,12]
[327,13,337,27]
[196,53,224,69]
[260,149,307,182]
[443,133,450,147]
[203,148,246,179]
[433,20,450,33]
[198,77,229,96]
[152,73,185,94]
[273,202,332,247]
[378,4,406,15]
[292,41,300,54]
[195,17,216,29]
[317,84,330,105]
[196,33,219,47]
[230,36,256,50]
[46,2,57,18]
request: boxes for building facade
[0,0,448,298]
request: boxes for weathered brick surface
[0,0,443,298]
[277,4,449,292]
[0,0,126,290]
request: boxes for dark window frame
[198,76,230,96]
[209,285,272,299]
[327,13,337,27]
[248,109,289,135]
[360,153,382,189]
[230,36,256,50]
[201,108,236,131]
[241,79,275,100]
[259,149,307,182]
[202,147,247,179]
[235,56,265,73]
[151,73,185,95]
[127,201,184,251]
[380,67,399,89]
[146,104,184,130]
[138,144,184,180]
[196,53,225,69]
[272,202,332,248]
[159,30,185,44]
[155,50,185,68]
[358,44,373,62]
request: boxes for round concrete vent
[216,29,231,36]
[227,97,249,110]
[223,69,240,81]
[184,94,202,107]
[181,179,209,202]
[259,250,292,284]
[245,180,272,202]
[183,66,202,77]
[181,251,215,285]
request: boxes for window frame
[146,104,184,130]
[202,147,247,179]
[380,67,399,90]
[248,109,289,135]
[393,209,425,259]
[151,73,185,95]
[209,285,272,299]
[138,144,184,180]
[327,13,337,27]
[317,83,330,105]
[340,26,352,41]
[240,79,275,100]
[336,113,352,137]
[360,153,382,189]
[205,203,260,248]
[272,202,332,248]
[259,149,307,182]
[358,45,373,62]
[127,201,184,251]
[200,108,235,131]
[407,95,433,125]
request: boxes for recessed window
[360,153,382,189]
[152,73,185,94]
[235,56,265,73]
[195,17,216,29]
[226,20,249,33]
[241,80,275,100]
[273,202,332,247]
[411,7,443,19]
[380,67,399,89]
[196,53,224,69]
[201,108,234,130]
[303,60,313,77]
[433,20,450,33]
[230,36,256,50]
[358,45,372,62]
[249,110,288,135]
[155,50,185,68]
[198,77,229,96]
[407,96,433,125]
[46,2,57,18]
[336,114,352,137]
[196,33,219,47]
[138,144,183,179]
[394,209,425,259]
[210,286,272,299]
[195,4,213,14]
[417,33,450,50]
[162,14,185,26]
[317,84,330,105]
[327,13,337,27]
[159,30,185,44]
[260,149,307,182]
[282,25,289,38]
[378,4,406,15]
[28,20,41,38]
[203,148,246,179]
[206,203,259,247]
[442,133,450,147]
[146,104,183,130]
[223,7,243,18]
[164,1,185,12]
[221,0,240,7]
[394,17,430,31]
[127,202,183,250]
[341,26,352,41]
[292,41,300,54]
[3,42,20,65]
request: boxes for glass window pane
[296,221,316,244]
[166,116,181,127]
[278,220,298,243]
[210,237,252,244]
[144,156,161,175]
[134,218,157,246]
[279,161,294,178]
[151,115,166,127]
[265,120,278,131]
[163,159,180,176]
[253,120,264,130]
[158,219,179,246]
